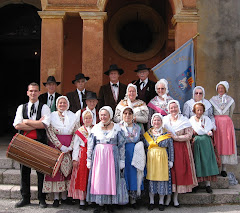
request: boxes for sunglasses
[195,92,203,95]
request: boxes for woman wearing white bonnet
[147,79,173,129]
[86,106,126,212]
[183,85,216,130]
[144,113,174,211]
[43,96,78,207]
[114,83,149,130]
[68,110,94,210]
[209,81,237,177]
[119,106,145,209]
[163,100,197,208]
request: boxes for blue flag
[152,39,195,109]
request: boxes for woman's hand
[72,160,78,168]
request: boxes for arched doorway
[0,4,41,136]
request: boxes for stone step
[199,176,229,189]
[0,156,20,170]
[178,184,240,205]
[1,169,37,186]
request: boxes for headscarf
[216,81,229,103]
[56,96,70,113]
[151,113,163,133]
[155,78,169,94]
[99,106,113,119]
[193,86,205,100]
[167,100,181,114]
[120,106,134,127]
[125,83,138,108]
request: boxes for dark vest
[138,86,147,103]
[21,102,47,144]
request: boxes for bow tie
[112,84,118,87]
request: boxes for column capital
[171,8,199,26]
[79,12,107,22]
[38,11,66,19]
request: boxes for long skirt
[214,115,238,164]
[147,147,172,195]
[68,146,89,200]
[86,144,121,205]
[193,135,219,181]
[43,135,72,193]
[171,141,197,193]
[125,143,144,199]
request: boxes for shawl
[189,115,213,135]
[209,95,234,115]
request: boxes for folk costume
[189,114,219,186]
[13,100,50,206]
[68,110,93,208]
[114,84,149,131]
[209,81,237,167]
[119,106,146,202]
[98,64,127,113]
[43,96,77,204]
[145,113,174,210]
[86,106,126,207]
[147,79,173,129]
[163,100,198,195]
[66,73,91,113]
[39,76,62,112]
[183,86,216,130]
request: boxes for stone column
[79,12,107,93]
[38,11,65,93]
[172,8,199,48]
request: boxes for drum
[6,133,64,178]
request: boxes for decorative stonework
[171,8,199,26]
[108,4,166,61]
[97,0,108,12]
[38,11,66,19]
[79,12,107,22]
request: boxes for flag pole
[192,33,199,40]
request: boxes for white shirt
[77,88,86,109]
[13,100,51,127]
[47,92,55,108]
[110,81,119,101]
[140,78,148,90]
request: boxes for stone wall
[197,0,240,149]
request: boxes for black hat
[43,76,61,86]
[84,92,99,100]
[104,64,124,76]
[72,73,90,84]
[134,64,151,72]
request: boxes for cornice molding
[172,8,199,26]
[79,12,107,22]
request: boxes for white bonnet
[167,100,181,114]
[151,113,163,127]
[216,81,229,92]
[99,106,113,119]
[56,96,70,111]
[155,79,169,94]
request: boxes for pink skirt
[214,115,235,155]
[90,144,116,195]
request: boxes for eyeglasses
[195,92,203,95]
[157,88,166,90]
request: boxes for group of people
[13,63,237,212]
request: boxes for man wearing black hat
[39,76,62,112]
[66,73,90,113]
[98,64,127,112]
[76,91,100,125]
[132,64,157,105]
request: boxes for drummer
[13,82,51,208]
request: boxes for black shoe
[206,186,213,194]
[174,204,180,208]
[53,199,60,207]
[221,171,227,177]
[148,204,154,210]
[107,205,114,213]
[61,198,74,205]
[39,199,47,208]
[80,204,87,210]
[131,203,139,209]
[93,205,104,213]
[15,199,30,208]
[159,204,165,211]
[192,186,199,193]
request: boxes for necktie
[112,84,118,87]
[49,95,53,108]
[81,92,84,108]
[30,103,36,117]
[140,81,145,90]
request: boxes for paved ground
[0,199,240,213]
